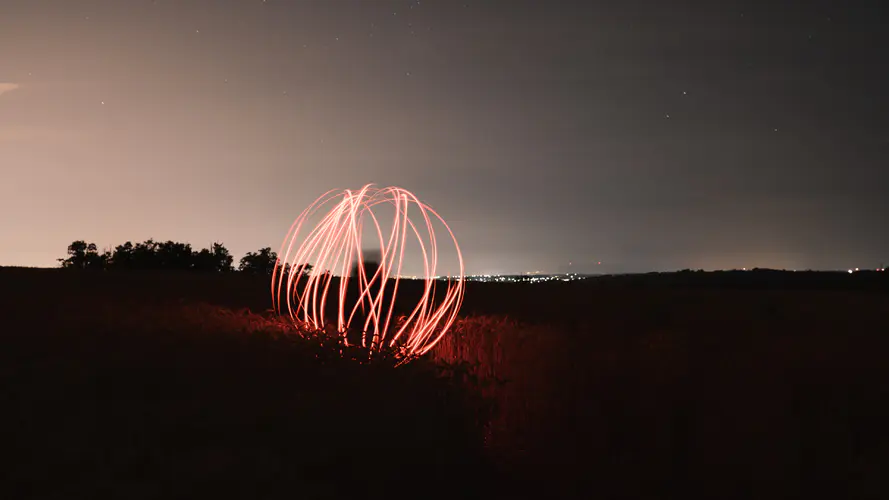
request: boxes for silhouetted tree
[59,241,107,270]
[155,240,194,270]
[281,262,314,276]
[61,239,294,274]
[239,247,278,274]
[107,242,136,269]
[192,242,234,272]
[130,239,161,269]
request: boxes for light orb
[273,184,465,360]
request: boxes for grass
[2,267,889,498]
[2,299,495,499]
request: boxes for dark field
[2,267,889,499]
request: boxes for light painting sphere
[272,185,465,360]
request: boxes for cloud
[0,125,92,144]
[0,83,20,97]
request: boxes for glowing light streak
[273,185,465,361]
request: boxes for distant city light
[462,273,588,284]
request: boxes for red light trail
[272,185,465,360]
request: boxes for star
[665,113,670,119]
[682,91,687,95]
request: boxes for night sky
[1,0,886,275]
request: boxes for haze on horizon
[1,0,886,275]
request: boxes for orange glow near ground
[273,185,465,360]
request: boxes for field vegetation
[2,266,888,499]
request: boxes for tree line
[58,240,312,275]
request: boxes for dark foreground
[1,268,888,499]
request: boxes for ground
[2,267,888,499]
